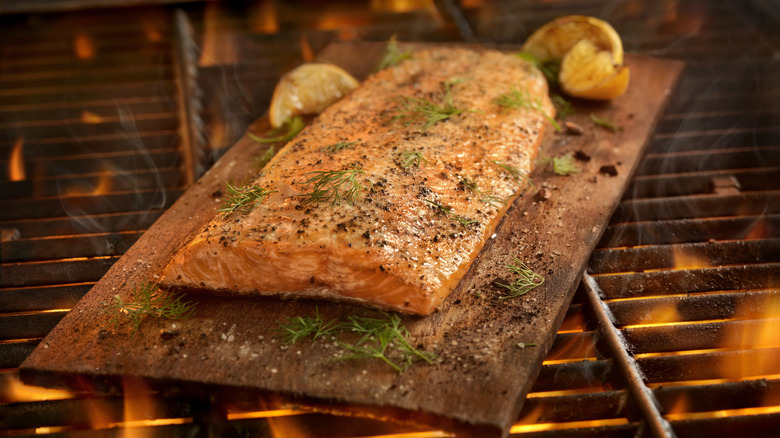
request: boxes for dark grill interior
[1,0,779,436]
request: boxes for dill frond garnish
[481,194,509,208]
[552,95,575,119]
[425,199,477,226]
[218,182,276,216]
[103,280,196,333]
[550,154,580,176]
[375,34,413,71]
[255,145,275,170]
[274,307,339,344]
[491,160,533,187]
[494,87,561,132]
[337,313,436,372]
[248,116,305,143]
[496,258,545,300]
[516,52,559,86]
[393,80,473,131]
[400,150,430,168]
[590,113,623,132]
[459,176,484,193]
[322,141,356,155]
[298,168,371,205]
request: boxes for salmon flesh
[161,47,554,315]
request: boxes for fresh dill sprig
[337,313,436,372]
[274,307,339,344]
[545,154,580,176]
[590,113,623,132]
[375,34,413,71]
[425,199,477,226]
[459,176,484,193]
[400,150,430,168]
[255,145,275,170]
[393,80,473,131]
[218,182,276,216]
[516,52,560,86]
[494,87,561,132]
[248,116,305,143]
[496,258,545,300]
[103,280,196,333]
[481,194,509,208]
[492,160,533,188]
[552,95,575,119]
[298,168,371,205]
[322,141,356,155]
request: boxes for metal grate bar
[583,273,675,438]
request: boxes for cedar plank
[20,43,683,437]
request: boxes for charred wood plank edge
[19,43,684,438]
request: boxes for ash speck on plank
[599,165,618,177]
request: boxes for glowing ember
[300,35,314,62]
[267,416,310,438]
[81,110,104,124]
[8,138,25,181]
[74,31,96,60]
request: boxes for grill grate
[2,1,780,437]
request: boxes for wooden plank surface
[21,43,683,437]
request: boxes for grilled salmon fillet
[161,47,554,315]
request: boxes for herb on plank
[103,280,196,333]
[590,113,623,132]
[516,51,560,85]
[494,86,561,132]
[393,79,474,131]
[491,160,533,188]
[248,116,305,144]
[274,307,339,344]
[254,145,275,170]
[496,258,545,300]
[218,182,276,216]
[545,154,580,176]
[552,95,575,119]
[298,168,371,205]
[425,199,477,227]
[337,313,436,372]
[322,140,357,155]
[400,150,430,168]
[375,34,413,71]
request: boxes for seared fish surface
[162,47,553,315]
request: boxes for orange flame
[143,22,163,43]
[81,110,104,124]
[251,0,279,34]
[267,416,311,438]
[63,169,113,197]
[4,374,74,403]
[744,216,768,240]
[665,392,690,416]
[720,294,780,381]
[199,2,238,66]
[8,138,25,181]
[370,0,434,13]
[74,31,96,60]
[671,246,711,270]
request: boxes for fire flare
[74,31,96,60]
[8,138,25,181]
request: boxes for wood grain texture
[21,42,683,437]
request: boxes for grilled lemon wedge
[269,63,359,128]
[522,15,629,100]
